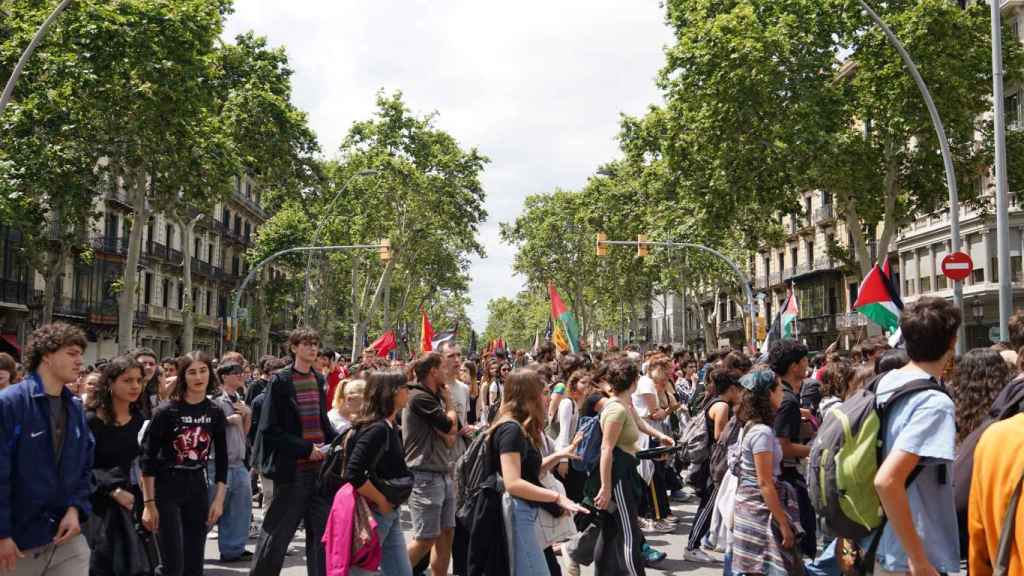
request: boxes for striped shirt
[293,369,324,470]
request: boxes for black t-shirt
[344,419,410,489]
[141,398,228,484]
[772,384,802,470]
[89,410,144,479]
[492,421,542,487]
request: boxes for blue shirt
[867,368,959,573]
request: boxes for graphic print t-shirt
[141,398,227,483]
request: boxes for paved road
[203,498,724,576]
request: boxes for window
[206,291,213,316]
[234,216,242,235]
[232,255,240,275]
[822,192,832,206]
[778,252,785,275]
[1007,90,1021,129]
[208,243,214,264]
[223,207,230,225]
[763,255,771,279]
[194,236,201,258]
[804,196,812,225]
[791,247,799,274]
[244,222,251,241]
[807,241,815,267]
[162,279,170,307]
[177,284,183,310]
[144,273,153,305]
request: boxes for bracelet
[143,499,156,504]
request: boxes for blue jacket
[0,373,94,550]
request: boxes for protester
[554,370,588,503]
[731,369,802,574]
[818,358,853,418]
[84,355,147,576]
[768,339,816,557]
[208,361,253,562]
[868,296,961,575]
[967,409,1024,574]
[140,351,227,576]
[0,352,15,390]
[592,356,674,574]
[345,370,416,576]
[250,328,336,576]
[952,348,1013,447]
[632,353,675,533]
[479,356,503,425]
[328,379,365,434]
[686,367,742,563]
[81,370,101,409]
[403,352,458,576]
[491,368,587,576]
[132,347,160,419]
[0,323,93,575]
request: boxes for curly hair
[736,382,778,425]
[820,359,853,400]
[605,356,640,393]
[768,339,808,377]
[722,351,753,374]
[953,348,1013,444]
[25,322,87,372]
[93,355,142,423]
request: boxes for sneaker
[684,548,722,564]
[642,544,667,566]
[643,519,675,534]
[664,515,681,525]
[638,518,653,532]
[221,550,254,563]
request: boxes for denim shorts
[407,470,456,540]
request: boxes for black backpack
[318,427,357,499]
[709,414,741,485]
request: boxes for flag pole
[792,281,799,341]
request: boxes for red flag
[607,335,617,349]
[368,330,397,358]
[421,310,434,353]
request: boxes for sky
[223,1,675,332]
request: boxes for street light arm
[0,0,74,117]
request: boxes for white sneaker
[683,548,722,564]
[652,519,676,533]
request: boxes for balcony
[148,305,168,321]
[190,259,212,277]
[166,308,183,323]
[797,314,837,335]
[104,188,133,209]
[91,236,129,257]
[720,318,745,334]
[167,248,183,266]
[813,204,835,225]
[88,302,119,325]
[0,280,29,306]
[755,275,769,288]
[812,257,836,272]
[233,190,268,221]
[837,312,869,331]
[53,298,91,318]
[135,303,149,325]
[149,242,169,261]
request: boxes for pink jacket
[323,484,382,576]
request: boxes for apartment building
[0,175,286,365]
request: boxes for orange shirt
[968,413,1024,576]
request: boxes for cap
[217,361,244,377]
[739,370,776,394]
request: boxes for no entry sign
[941,251,973,281]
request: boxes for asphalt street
[202,497,724,576]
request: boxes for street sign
[941,252,973,281]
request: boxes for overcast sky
[223,1,674,332]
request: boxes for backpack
[570,414,603,474]
[807,374,948,540]
[455,421,524,524]
[709,414,741,485]
[953,374,1024,517]
[682,398,724,486]
[318,427,358,499]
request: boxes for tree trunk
[40,248,65,324]
[837,188,873,279]
[874,140,901,268]
[352,258,395,359]
[117,171,147,353]
[350,257,362,362]
[180,218,196,353]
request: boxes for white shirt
[632,375,657,418]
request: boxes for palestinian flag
[420,309,434,353]
[854,264,903,334]
[781,288,799,339]
[548,282,580,353]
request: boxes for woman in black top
[85,355,146,576]
[491,369,586,576]
[141,351,227,576]
[343,370,414,576]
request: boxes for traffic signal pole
[230,242,388,347]
[598,238,759,352]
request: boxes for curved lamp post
[0,0,73,117]
[300,169,377,325]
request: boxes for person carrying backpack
[967,410,1024,574]
[862,297,961,575]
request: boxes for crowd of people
[6,296,1024,575]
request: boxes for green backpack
[807,374,947,540]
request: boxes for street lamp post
[598,237,759,351]
[231,242,388,347]
[0,0,74,117]
[992,0,1012,342]
[300,169,376,326]
[856,0,965,354]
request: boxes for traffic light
[596,232,608,256]
[637,234,649,257]
[379,239,391,262]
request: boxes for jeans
[207,463,252,559]
[251,469,329,576]
[155,469,209,576]
[351,508,413,576]
[804,539,841,576]
[509,498,549,576]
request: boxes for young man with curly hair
[0,322,94,575]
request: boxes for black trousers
[595,478,646,576]
[781,467,817,558]
[155,470,209,576]
[250,469,329,576]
